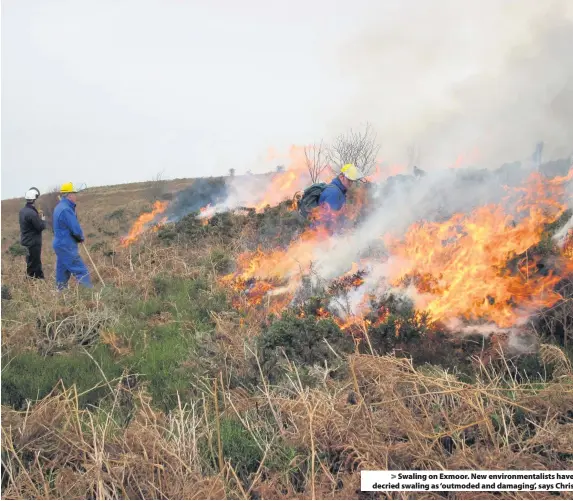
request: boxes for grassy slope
[1,176,573,500]
[1,178,196,256]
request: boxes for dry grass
[2,350,572,500]
[242,352,573,499]
[0,225,223,356]
[1,384,227,500]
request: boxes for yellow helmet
[340,163,365,181]
[60,182,78,194]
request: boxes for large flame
[253,146,307,212]
[383,169,573,327]
[221,225,332,285]
[217,184,373,310]
[221,167,573,331]
[385,206,560,327]
[245,145,313,213]
[120,200,169,247]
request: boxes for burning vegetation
[117,155,573,344]
[384,170,573,328]
[199,165,572,342]
[4,143,573,500]
[119,200,169,247]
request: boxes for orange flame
[252,145,310,212]
[220,165,572,333]
[222,225,331,285]
[219,224,333,313]
[384,169,572,327]
[335,315,370,331]
[120,201,169,247]
[199,204,213,226]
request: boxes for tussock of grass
[1,384,227,500]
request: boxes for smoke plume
[330,0,573,171]
[164,178,229,222]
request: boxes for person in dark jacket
[52,182,92,289]
[19,188,46,279]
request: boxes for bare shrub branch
[327,122,380,176]
[304,140,327,184]
[150,169,168,201]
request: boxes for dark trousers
[25,244,44,279]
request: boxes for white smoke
[446,321,537,355]
[328,0,573,171]
[195,174,279,218]
[305,161,572,326]
[554,214,573,246]
[314,163,540,280]
[196,156,311,219]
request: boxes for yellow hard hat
[60,182,78,194]
[340,163,365,181]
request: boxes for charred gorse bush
[159,200,306,251]
[253,201,307,250]
[168,211,247,244]
[256,313,354,384]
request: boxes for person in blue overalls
[52,182,92,289]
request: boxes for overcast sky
[2,0,572,199]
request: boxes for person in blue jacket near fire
[309,163,365,233]
[52,182,92,289]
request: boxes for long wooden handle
[82,242,106,287]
